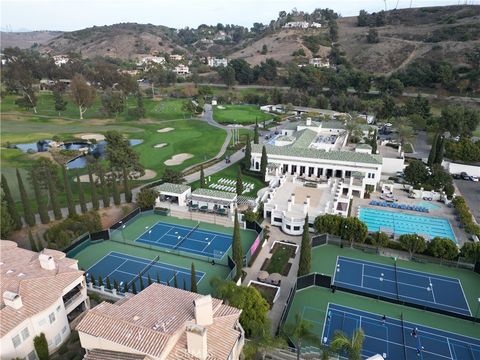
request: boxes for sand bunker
[76,169,157,182]
[157,128,174,133]
[153,143,167,149]
[164,153,194,166]
[78,133,105,141]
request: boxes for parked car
[452,173,461,179]
[470,175,479,182]
[461,172,470,180]
[396,171,404,178]
[225,156,231,164]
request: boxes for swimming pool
[359,207,456,243]
[417,201,440,210]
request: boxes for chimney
[194,295,213,326]
[305,196,311,206]
[287,200,292,212]
[306,117,312,126]
[291,193,295,204]
[39,254,55,270]
[303,201,309,215]
[186,322,208,360]
[3,291,23,309]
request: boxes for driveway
[454,179,480,223]
[410,131,429,160]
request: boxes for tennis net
[400,313,408,360]
[394,261,400,300]
[174,222,200,250]
[128,255,160,287]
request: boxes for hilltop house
[207,57,228,68]
[0,240,89,360]
[174,64,190,75]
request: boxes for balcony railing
[64,291,83,309]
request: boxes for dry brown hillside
[229,28,331,66]
[0,31,63,50]
[39,23,190,59]
[337,5,480,74]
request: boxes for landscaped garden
[262,245,293,276]
[213,104,272,125]
[249,282,279,308]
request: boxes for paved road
[454,179,480,223]
[410,131,429,160]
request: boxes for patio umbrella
[257,271,269,282]
[269,273,282,284]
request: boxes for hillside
[337,5,480,74]
[39,23,190,59]
[229,28,330,66]
[0,31,63,50]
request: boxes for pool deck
[352,186,470,246]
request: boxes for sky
[1,0,479,32]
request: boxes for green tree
[156,272,161,284]
[219,65,236,87]
[28,229,38,251]
[183,278,187,290]
[370,231,389,251]
[314,214,343,235]
[404,160,429,186]
[113,279,119,291]
[282,313,319,360]
[212,279,270,338]
[232,209,244,279]
[76,175,88,213]
[398,125,414,147]
[90,274,95,285]
[261,44,268,55]
[191,263,198,293]
[260,146,268,181]
[136,188,158,209]
[32,172,50,224]
[88,167,99,211]
[428,237,458,261]
[399,234,426,259]
[173,272,178,288]
[236,167,244,195]
[62,166,76,217]
[123,166,132,203]
[124,282,129,294]
[147,274,153,286]
[298,216,311,276]
[101,89,125,118]
[17,169,35,226]
[460,242,480,263]
[136,91,145,118]
[139,273,145,290]
[162,168,185,184]
[200,165,205,188]
[112,173,121,206]
[435,135,445,165]
[244,134,252,170]
[1,197,15,238]
[1,174,22,229]
[427,133,439,166]
[53,86,67,115]
[341,217,368,246]
[47,173,62,221]
[106,276,111,290]
[98,275,103,287]
[331,329,365,360]
[254,123,260,144]
[70,73,96,119]
[105,130,144,174]
[370,129,378,154]
[33,333,49,360]
[98,166,110,208]
[131,281,137,294]
[366,28,379,43]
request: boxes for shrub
[34,333,49,360]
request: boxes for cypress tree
[90,274,95,285]
[371,129,378,154]
[298,215,312,276]
[98,275,103,287]
[32,172,50,224]
[131,281,137,294]
[173,272,178,288]
[106,277,111,290]
[435,135,445,165]
[88,167,99,210]
[98,166,110,208]
[33,333,49,360]
[236,166,243,195]
[156,271,161,284]
[244,134,252,170]
[77,175,88,213]
[113,279,119,291]
[260,145,268,182]
[139,273,145,290]
[232,209,243,280]
[29,229,38,252]
[47,174,62,220]
[36,234,44,251]
[16,169,35,226]
[124,282,129,293]
[1,174,22,229]
[183,279,187,290]
[200,165,205,188]
[167,279,170,287]
[123,166,132,203]
[147,274,153,286]
[427,133,438,166]
[62,166,76,217]
[254,122,259,144]
[112,173,121,206]
[190,263,197,293]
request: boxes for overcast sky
[1,0,478,32]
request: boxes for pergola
[188,188,237,215]
[153,183,191,206]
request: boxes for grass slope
[213,105,271,125]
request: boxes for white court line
[201,234,217,252]
[333,280,470,312]
[332,256,340,285]
[107,252,194,276]
[135,220,172,241]
[361,264,364,287]
[446,337,454,359]
[363,274,434,291]
[457,280,473,316]
[105,259,128,280]
[86,251,114,274]
[429,277,437,304]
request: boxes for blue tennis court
[359,207,456,242]
[333,257,471,317]
[134,221,232,259]
[86,252,205,292]
[321,303,480,360]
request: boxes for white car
[470,175,479,182]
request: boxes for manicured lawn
[190,163,265,197]
[263,246,292,275]
[213,104,272,125]
[403,142,414,153]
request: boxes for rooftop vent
[39,254,55,270]
[3,291,23,310]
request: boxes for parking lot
[454,179,480,223]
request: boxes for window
[49,312,56,324]
[21,327,30,341]
[62,326,67,334]
[12,334,21,348]
[368,173,375,179]
[27,350,37,360]
[54,333,61,346]
[47,338,53,347]
[56,305,61,313]
[273,217,282,223]
[293,226,300,231]
[286,224,291,230]
[38,318,47,327]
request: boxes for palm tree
[245,322,286,360]
[282,313,319,360]
[397,125,415,147]
[330,328,365,360]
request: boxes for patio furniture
[258,271,269,282]
[269,273,282,286]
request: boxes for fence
[244,220,264,266]
[63,233,90,256]
[109,207,141,231]
[226,255,237,281]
